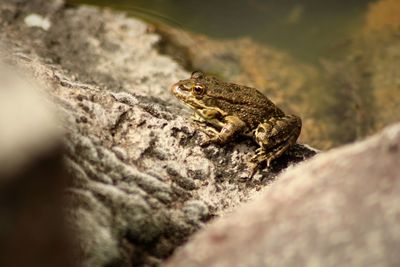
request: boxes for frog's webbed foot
[199,137,218,147]
[198,127,221,147]
[248,115,302,177]
[248,145,288,174]
[190,121,224,147]
[190,112,207,124]
[246,150,274,178]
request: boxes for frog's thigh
[256,115,301,146]
[254,115,301,164]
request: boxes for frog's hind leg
[249,115,301,176]
[254,114,302,164]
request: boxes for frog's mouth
[170,83,208,110]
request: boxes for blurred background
[67,0,373,63]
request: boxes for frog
[170,71,302,177]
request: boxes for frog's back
[206,79,284,128]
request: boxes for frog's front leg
[249,114,301,176]
[191,108,225,136]
[200,115,247,147]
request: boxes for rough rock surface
[164,122,400,267]
[0,1,316,266]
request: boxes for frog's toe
[199,139,211,147]
[251,149,267,162]
[255,147,264,153]
[247,163,259,178]
[247,161,270,178]
[199,137,219,147]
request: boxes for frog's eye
[192,84,205,95]
[191,71,204,79]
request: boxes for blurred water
[67,0,373,63]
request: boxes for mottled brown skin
[171,71,302,177]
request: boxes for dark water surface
[67,0,374,63]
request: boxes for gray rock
[164,123,400,267]
[0,0,316,266]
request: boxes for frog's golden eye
[192,84,205,95]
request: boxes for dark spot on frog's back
[224,86,234,93]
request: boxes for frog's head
[170,71,215,110]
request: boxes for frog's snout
[170,83,180,94]
[170,82,190,98]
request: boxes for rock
[0,0,316,266]
[0,63,72,267]
[164,122,400,267]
